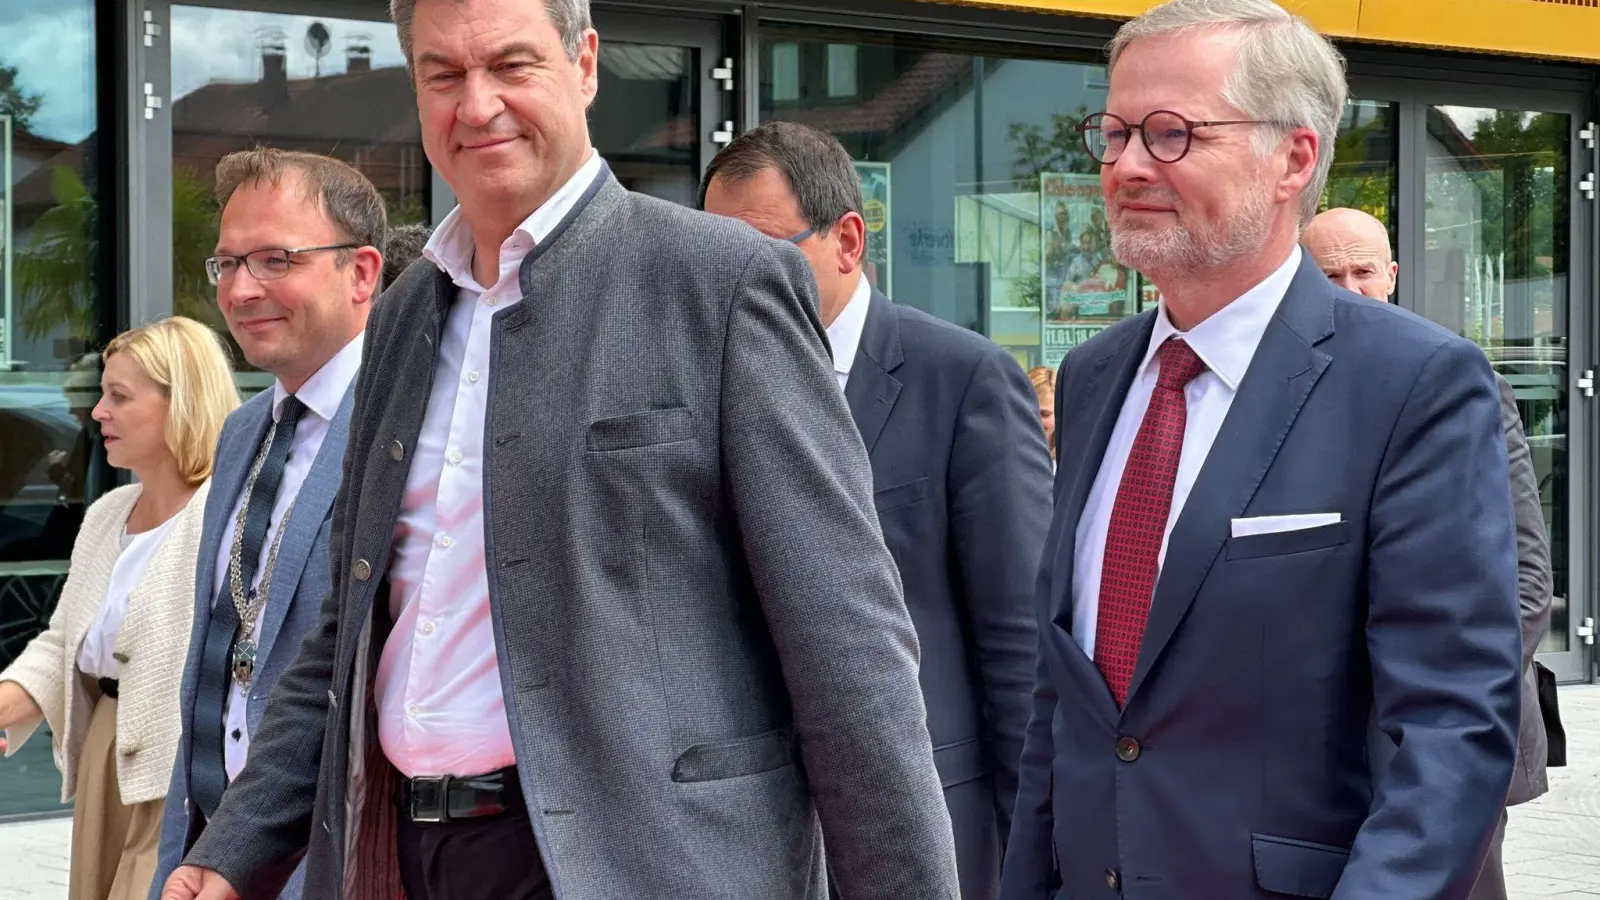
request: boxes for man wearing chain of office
[148,147,386,900]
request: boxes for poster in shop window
[1039,172,1134,368]
[854,161,891,299]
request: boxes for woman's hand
[0,680,44,731]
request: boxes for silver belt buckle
[408,774,451,824]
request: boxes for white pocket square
[1230,513,1341,538]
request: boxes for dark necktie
[190,395,306,818]
[1094,338,1206,707]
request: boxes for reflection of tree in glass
[1007,107,1099,191]
[1461,110,1565,283]
[0,62,44,131]
[1005,107,1098,308]
[1322,117,1394,227]
[13,166,96,343]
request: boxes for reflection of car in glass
[0,384,90,562]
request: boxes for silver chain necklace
[227,418,299,689]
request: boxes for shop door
[589,10,730,206]
[1351,74,1595,683]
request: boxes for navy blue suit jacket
[1000,253,1522,899]
[845,289,1054,897]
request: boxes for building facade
[0,0,1595,818]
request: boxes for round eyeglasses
[205,243,360,286]
[1079,111,1272,165]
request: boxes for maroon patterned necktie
[1094,337,1207,707]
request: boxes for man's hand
[160,866,240,900]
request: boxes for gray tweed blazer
[182,165,960,900]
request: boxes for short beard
[1110,177,1274,278]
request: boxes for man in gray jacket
[1306,206,1552,900]
[158,0,959,899]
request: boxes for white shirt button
[467,371,481,384]
[448,450,464,466]
[486,296,498,307]
[439,534,453,548]
[406,704,420,718]
[420,621,436,636]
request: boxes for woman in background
[0,316,238,900]
[1027,365,1057,464]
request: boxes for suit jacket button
[353,559,372,581]
[390,440,405,462]
[1105,868,1121,892]
[1116,736,1141,762]
[112,651,130,664]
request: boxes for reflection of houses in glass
[167,37,425,216]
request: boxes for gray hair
[699,121,865,237]
[390,0,592,64]
[1108,0,1348,224]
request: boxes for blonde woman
[0,316,238,900]
[1027,365,1057,462]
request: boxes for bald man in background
[1306,207,1552,900]
[1303,207,1398,300]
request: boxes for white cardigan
[1,481,208,804]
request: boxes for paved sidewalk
[2,686,1598,898]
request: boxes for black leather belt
[399,767,516,824]
[98,677,119,699]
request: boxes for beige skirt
[69,689,164,900]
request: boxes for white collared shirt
[213,333,363,781]
[824,274,872,391]
[1071,247,1301,659]
[377,150,605,779]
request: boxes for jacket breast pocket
[1225,522,1348,561]
[874,476,929,514]
[1251,833,1349,898]
[671,727,796,783]
[587,406,694,452]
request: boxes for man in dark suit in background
[703,121,1055,899]
[1002,1,1523,898]
[1306,205,1553,900]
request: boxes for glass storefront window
[169,6,428,399]
[1322,98,1398,246]
[759,28,1133,370]
[0,0,103,818]
[1424,104,1571,653]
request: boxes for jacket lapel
[256,386,356,662]
[1050,314,1155,627]
[1125,256,1337,705]
[1046,316,1153,722]
[843,289,902,455]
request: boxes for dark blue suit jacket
[1000,254,1522,899]
[845,289,1054,897]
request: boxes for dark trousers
[1468,810,1510,900]
[395,775,553,900]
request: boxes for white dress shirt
[1071,246,1300,659]
[213,333,363,780]
[377,149,604,779]
[824,274,872,390]
[77,517,177,680]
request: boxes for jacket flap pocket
[932,738,988,788]
[1226,522,1348,561]
[874,476,929,514]
[587,406,694,452]
[672,727,795,783]
[1251,834,1349,898]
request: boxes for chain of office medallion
[227,420,300,646]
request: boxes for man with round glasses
[1003,1,1522,898]
[151,147,383,900]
